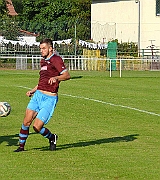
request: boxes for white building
[91,0,160,53]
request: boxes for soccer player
[14,38,70,152]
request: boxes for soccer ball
[0,102,11,117]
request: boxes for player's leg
[14,108,37,152]
[33,118,57,147]
[33,95,58,150]
[33,109,58,151]
[14,92,39,152]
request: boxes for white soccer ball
[0,102,11,117]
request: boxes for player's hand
[26,91,33,97]
[48,77,58,85]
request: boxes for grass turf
[0,69,160,180]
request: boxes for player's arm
[56,70,70,81]
[26,85,38,97]
[48,70,70,85]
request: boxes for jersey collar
[45,53,54,61]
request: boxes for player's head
[40,38,53,59]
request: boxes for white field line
[16,85,160,117]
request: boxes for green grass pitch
[0,69,160,180]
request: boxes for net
[91,22,116,43]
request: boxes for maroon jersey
[37,54,67,93]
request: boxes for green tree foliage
[17,0,91,41]
[12,0,23,14]
[0,0,6,15]
[0,0,6,35]
[0,0,20,40]
[1,15,20,40]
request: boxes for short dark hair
[40,38,53,48]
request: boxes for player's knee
[33,126,39,133]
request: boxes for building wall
[91,0,160,51]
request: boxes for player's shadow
[57,134,139,151]
[0,133,139,151]
[0,132,36,147]
[34,134,139,151]
[0,133,19,146]
[70,76,83,79]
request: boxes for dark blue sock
[39,127,53,140]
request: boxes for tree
[12,0,23,14]
[0,0,20,40]
[0,0,7,35]
[1,15,20,40]
[0,0,6,15]
[17,0,91,41]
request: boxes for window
[156,0,160,16]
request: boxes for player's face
[40,43,53,59]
